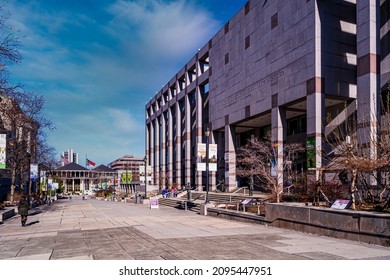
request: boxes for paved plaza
[0,197,390,260]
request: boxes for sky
[6,0,248,166]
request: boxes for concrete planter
[266,203,390,247]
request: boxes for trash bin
[136,194,142,204]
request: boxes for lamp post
[144,156,147,198]
[205,127,210,204]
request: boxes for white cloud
[106,0,219,60]
[6,0,224,164]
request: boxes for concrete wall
[266,203,390,246]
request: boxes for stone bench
[0,208,15,222]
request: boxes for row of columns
[146,88,218,191]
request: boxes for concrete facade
[145,0,390,191]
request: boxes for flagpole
[86,154,88,169]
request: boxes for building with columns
[145,0,390,192]
[53,162,117,193]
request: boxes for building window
[271,13,278,29]
[287,116,306,135]
[225,53,229,65]
[224,21,229,34]
[245,1,250,15]
[245,35,250,49]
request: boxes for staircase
[158,197,200,212]
[158,191,270,213]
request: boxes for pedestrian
[18,196,29,227]
[171,187,176,198]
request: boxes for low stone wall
[207,207,268,225]
[266,203,390,247]
[0,208,15,222]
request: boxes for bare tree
[324,84,390,210]
[0,4,56,202]
[236,137,304,202]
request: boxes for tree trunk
[350,169,357,210]
[10,167,16,203]
[249,174,253,196]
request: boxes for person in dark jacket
[18,196,29,226]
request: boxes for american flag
[61,155,69,164]
[86,158,95,167]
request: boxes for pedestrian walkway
[0,197,389,260]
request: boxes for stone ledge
[0,208,15,222]
[207,203,390,247]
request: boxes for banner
[30,164,38,181]
[139,164,145,182]
[197,143,217,172]
[48,178,53,189]
[196,143,206,171]
[0,134,6,169]
[120,170,132,184]
[209,144,217,171]
[146,165,152,183]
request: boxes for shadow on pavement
[25,221,39,226]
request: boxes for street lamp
[205,126,210,204]
[144,156,147,198]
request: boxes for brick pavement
[0,197,389,260]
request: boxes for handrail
[230,187,248,202]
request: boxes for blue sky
[7,0,247,166]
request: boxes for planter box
[266,203,390,247]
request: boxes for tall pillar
[307,92,325,181]
[145,122,150,182]
[161,113,166,187]
[81,179,85,193]
[175,102,182,186]
[271,106,286,195]
[356,0,380,182]
[195,89,203,190]
[149,121,155,185]
[167,107,174,187]
[154,118,160,187]
[224,124,236,191]
[210,131,216,192]
[306,2,324,182]
[184,94,192,185]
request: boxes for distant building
[0,96,39,200]
[53,162,117,193]
[108,155,145,183]
[61,148,78,166]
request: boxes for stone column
[184,94,192,185]
[306,2,324,182]
[175,102,182,187]
[195,88,203,190]
[161,113,166,187]
[271,105,286,199]
[167,107,174,187]
[356,0,380,184]
[307,92,325,181]
[149,121,155,185]
[154,118,160,187]
[209,131,216,192]
[224,124,236,191]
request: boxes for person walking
[18,196,29,227]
